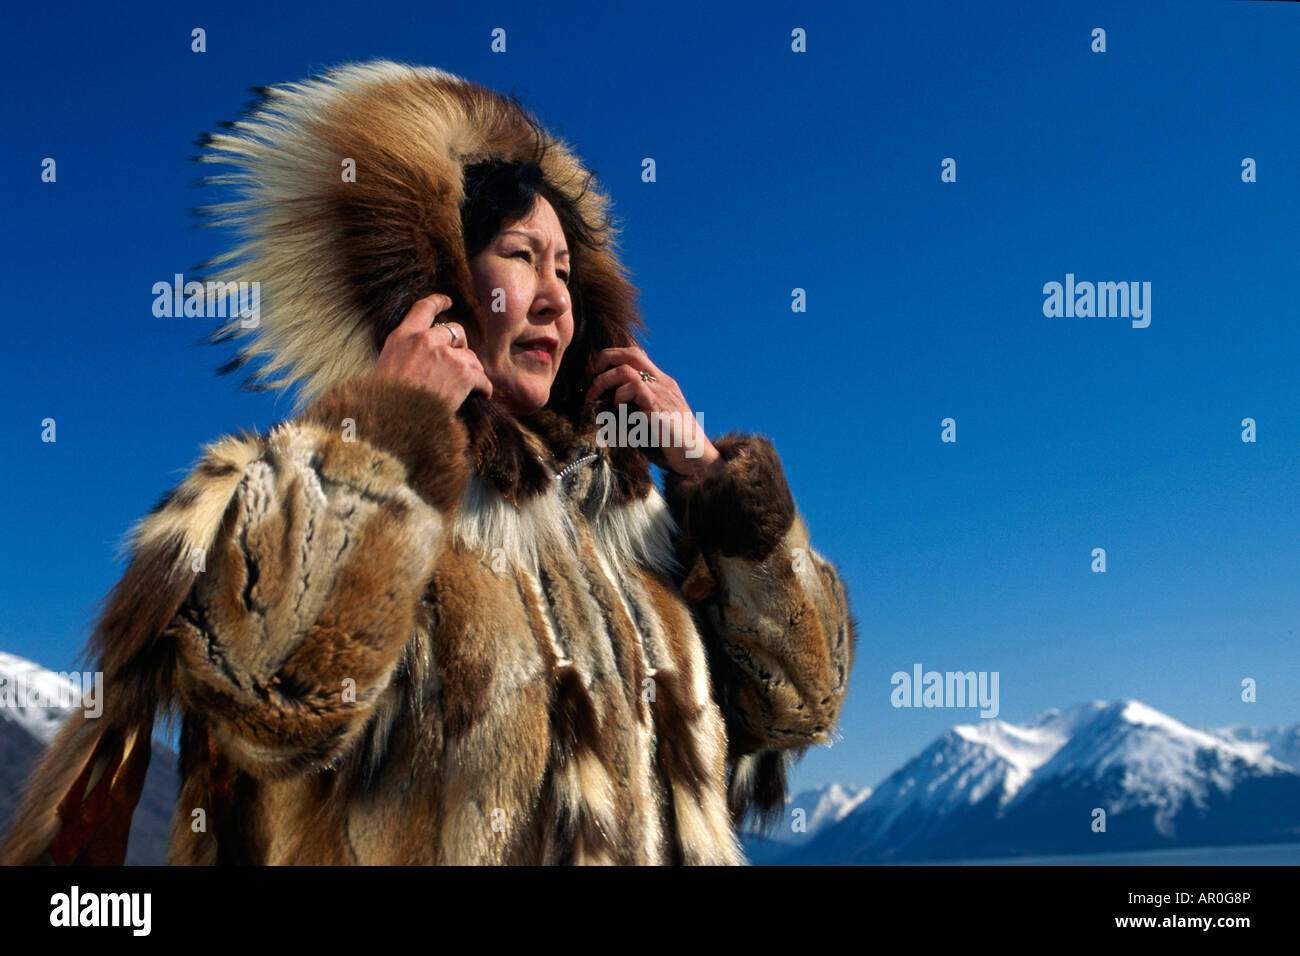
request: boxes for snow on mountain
[739,781,871,864]
[834,710,1080,852]
[778,699,1300,864]
[0,651,179,865]
[1006,701,1289,835]
[0,650,83,744]
[1211,724,1300,771]
[783,782,872,840]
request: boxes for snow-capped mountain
[740,781,871,864]
[778,700,1300,865]
[0,651,178,865]
[8,651,1295,866]
[786,782,873,838]
[0,651,86,744]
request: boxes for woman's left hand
[586,346,726,479]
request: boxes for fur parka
[0,60,855,865]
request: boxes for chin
[500,379,551,414]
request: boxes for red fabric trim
[47,725,153,866]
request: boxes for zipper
[553,452,599,482]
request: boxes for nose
[532,269,570,318]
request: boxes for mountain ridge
[754,699,1300,865]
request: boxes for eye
[512,248,569,285]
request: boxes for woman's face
[467,196,574,414]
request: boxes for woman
[1,60,854,865]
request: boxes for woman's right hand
[373,294,494,407]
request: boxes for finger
[434,321,466,349]
[416,320,463,352]
[585,363,640,401]
[457,351,493,397]
[589,346,662,379]
[612,380,656,408]
[590,346,646,375]
[397,294,454,335]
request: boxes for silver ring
[435,322,459,345]
[639,370,656,383]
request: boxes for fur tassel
[726,749,790,836]
[0,714,151,866]
[45,722,153,865]
[0,463,224,864]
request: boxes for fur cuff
[664,434,796,560]
[298,375,470,514]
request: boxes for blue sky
[3,0,1298,796]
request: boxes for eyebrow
[501,229,569,258]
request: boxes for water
[909,842,1300,866]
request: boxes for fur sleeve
[2,375,469,864]
[169,375,470,779]
[664,434,856,831]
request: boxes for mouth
[512,336,558,364]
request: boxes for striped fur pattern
[1,377,855,864]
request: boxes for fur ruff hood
[195,59,652,503]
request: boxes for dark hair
[461,159,592,255]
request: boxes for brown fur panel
[437,677,553,865]
[344,673,445,865]
[548,667,617,796]
[297,374,470,514]
[457,396,554,503]
[663,434,796,561]
[513,569,561,676]
[703,517,855,755]
[426,548,497,741]
[635,568,715,817]
[173,402,454,778]
[633,567,744,864]
[265,774,356,864]
[646,669,710,804]
[423,546,558,864]
[534,534,650,862]
[166,723,220,865]
[546,666,620,864]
